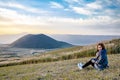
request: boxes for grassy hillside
[0,38,119,67]
[0,54,120,80]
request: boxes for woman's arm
[96,50,106,64]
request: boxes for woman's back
[97,49,108,69]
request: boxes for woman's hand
[91,59,96,63]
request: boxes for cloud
[0,8,113,26]
[0,2,48,14]
[0,0,120,35]
[64,0,120,17]
[0,7,47,25]
[0,7,17,24]
[71,7,92,15]
[64,0,97,16]
[86,2,102,9]
[0,15,120,35]
[0,4,120,35]
[50,2,64,9]
[50,16,120,35]
[66,0,103,15]
[64,0,79,4]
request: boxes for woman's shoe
[78,63,83,70]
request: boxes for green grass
[0,54,120,80]
[45,46,83,54]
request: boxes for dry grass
[0,38,119,67]
[0,54,120,80]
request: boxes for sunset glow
[0,0,120,35]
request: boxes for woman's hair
[97,43,105,51]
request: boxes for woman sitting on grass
[78,43,109,71]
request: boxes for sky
[0,0,120,35]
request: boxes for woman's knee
[90,58,95,61]
[90,58,96,63]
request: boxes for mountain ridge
[10,34,73,49]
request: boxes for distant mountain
[10,34,73,49]
[1,33,120,45]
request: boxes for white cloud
[67,0,119,17]
[50,2,64,9]
[0,1,120,35]
[0,2,48,14]
[64,0,80,3]
[72,7,92,15]
[65,0,101,15]
[86,2,102,9]
[0,8,48,25]
[0,7,119,26]
[8,2,26,9]
[0,9,120,35]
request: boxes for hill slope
[0,38,120,80]
[10,34,73,49]
[0,54,120,80]
[0,38,119,67]
[36,38,120,60]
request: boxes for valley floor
[0,54,120,80]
